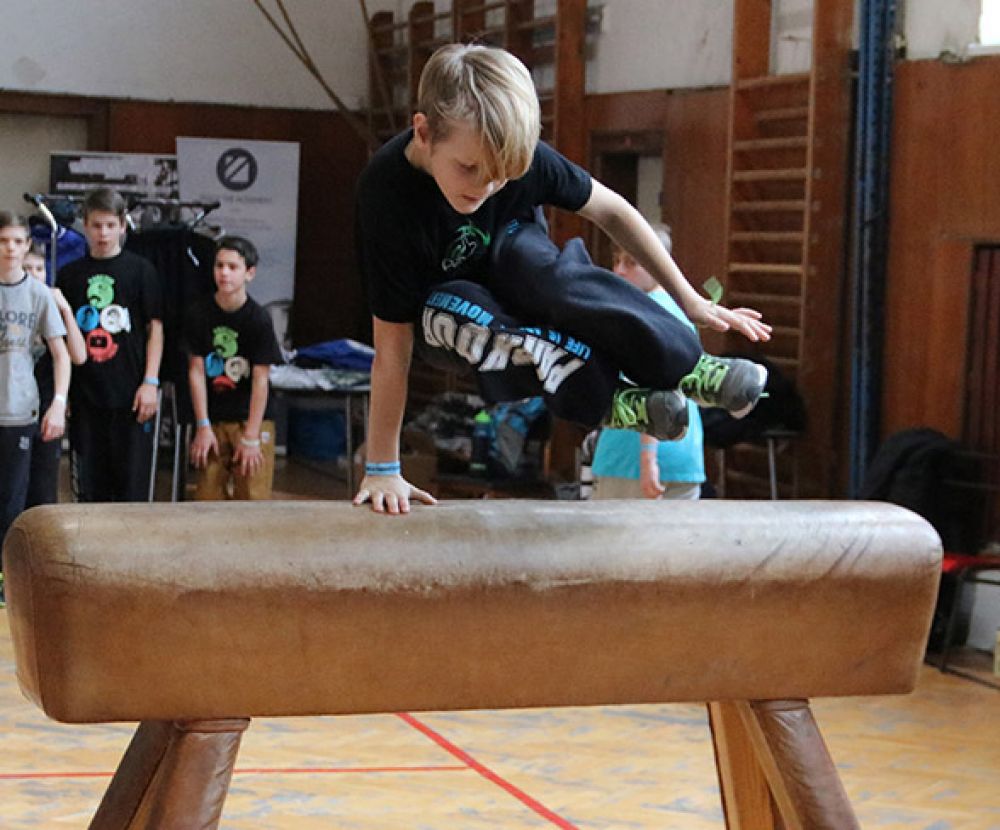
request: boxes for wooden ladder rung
[515,15,556,30]
[766,354,801,368]
[457,1,508,16]
[729,263,804,275]
[732,168,808,182]
[768,325,803,338]
[731,200,807,213]
[413,37,450,51]
[729,291,802,307]
[733,137,809,152]
[731,232,805,243]
[411,10,454,25]
[370,19,410,34]
[464,25,506,40]
[735,72,811,91]
[374,43,408,56]
[754,106,810,124]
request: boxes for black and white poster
[176,137,299,308]
[49,151,179,199]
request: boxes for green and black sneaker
[606,387,689,441]
[679,354,768,419]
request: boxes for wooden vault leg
[708,700,860,830]
[89,718,250,830]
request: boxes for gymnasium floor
[2,458,998,828]
[1,611,998,829]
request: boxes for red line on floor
[0,764,468,781]
[0,771,113,780]
[396,712,580,830]
[233,765,468,776]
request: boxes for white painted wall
[772,0,815,74]
[587,0,732,93]
[0,0,395,110]
[904,0,983,58]
[0,0,990,107]
[0,114,88,212]
[968,578,1000,651]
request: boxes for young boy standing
[184,236,283,500]
[592,225,706,501]
[354,43,771,515]
[58,188,164,502]
[23,244,87,508]
[0,212,69,551]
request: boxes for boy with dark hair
[354,43,771,514]
[184,236,283,500]
[1,211,69,556]
[58,187,164,502]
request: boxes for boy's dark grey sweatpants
[415,222,702,427]
[69,403,155,502]
[0,424,34,557]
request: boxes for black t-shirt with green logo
[58,250,163,409]
[183,294,283,424]
[357,129,593,324]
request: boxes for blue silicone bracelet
[365,461,401,476]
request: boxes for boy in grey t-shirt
[1,211,69,560]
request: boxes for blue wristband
[143,376,160,387]
[365,461,401,476]
[196,418,211,429]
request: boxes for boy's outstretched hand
[354,474,437,515]
[686,297,772,343]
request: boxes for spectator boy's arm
[188,355,218,469]
[40,336,71,442]
[577,180,771,343]
[639,436,666,499]
[51,288,87,365]
[353,318,436,515]
[233,365,270,478]
[133,319,164,423]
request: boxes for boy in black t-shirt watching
[184,236,283,500]
[58,188,164,502]
[354,43,772,515]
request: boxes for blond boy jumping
[355,44,771,514]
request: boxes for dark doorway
[963,245,1000,544]
[589,130,664,268]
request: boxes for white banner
[177,137,300,308]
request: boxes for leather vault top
[4,500,941,723]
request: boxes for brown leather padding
[4,500,940,724]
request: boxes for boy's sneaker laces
[607,387,688,441]
[679,354,768,419]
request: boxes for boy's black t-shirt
[183,294,284,424]
[57,249,163,409]
[357,129,593,323]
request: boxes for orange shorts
[195,420,276,501]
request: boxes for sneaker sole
[728,363,769,419]
[653,390,689,441]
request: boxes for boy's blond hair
[418,43,540,183]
